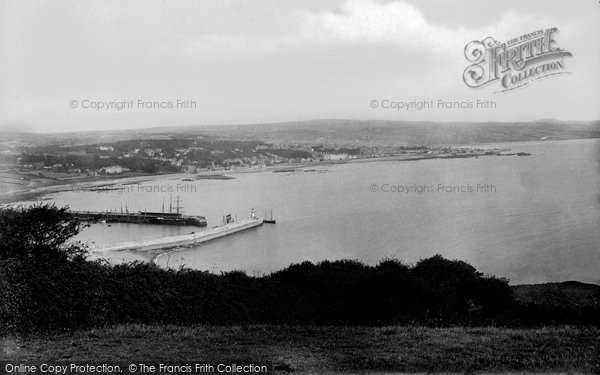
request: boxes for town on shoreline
[0,134,530,204]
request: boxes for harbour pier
[72,196,207,227]
[72,210,207,227]
[91,217,265,253]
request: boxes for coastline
[0,145,532,204]
[2,137,596,205]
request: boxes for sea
[34,139,600,285]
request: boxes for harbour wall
[91,218,264,253]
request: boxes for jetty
[72,196,207,227]
[92,217,265,253]
[72,210,207,227]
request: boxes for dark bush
[1,204,597,332]
[0,253,520,332]
[0,203,86,260]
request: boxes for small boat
[263,209,276,224]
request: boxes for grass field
[2,325,598,373]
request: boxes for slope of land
[2,325,598,373]
[513,281,600,308]
[2,282,599,373]
[2,119,599,147]
[195,119,600,146]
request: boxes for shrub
[0,203,86,260]
[1,205,596,332]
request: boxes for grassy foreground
[2,325,599,373]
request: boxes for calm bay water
[42,139,599,284]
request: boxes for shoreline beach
[0,142,544,205]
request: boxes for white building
[322,153,348,161]
[100,165,128,174]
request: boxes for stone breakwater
[91,218,264,253]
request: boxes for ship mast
[175,195,183,215]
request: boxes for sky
[0,0,599,133]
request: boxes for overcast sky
[1,0,598,133]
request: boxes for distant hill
[2,119,599,147]
[195,119,600,146]
[512,281,600,309]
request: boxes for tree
[412,254,482,320]
[0,203,87,260]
